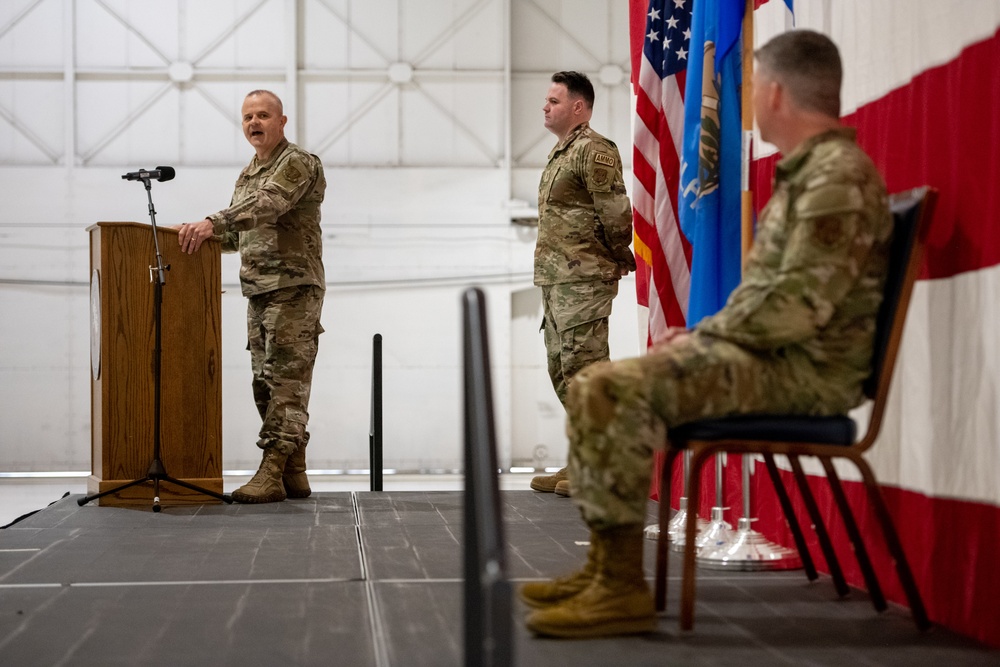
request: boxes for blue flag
[678,0,744,326]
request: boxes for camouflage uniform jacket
[696,128,892,404]
[534,122,636,286]
[209,138,326,297]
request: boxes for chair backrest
[860,186,937,447]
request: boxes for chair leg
[819,457,887,612]
[656,447,681,612]
[788,455,851,598]
[763,453,818,581]
[680,445,709,631]
[853,457,931,632]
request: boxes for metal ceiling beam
[190,0,272,65]
[78,82,173,164]
[503,0,512,200]
[0,101,61,163]
[64,0,77,167]
[0,0,625,169]
[414,85,498,163]
[0,0,45,42]
[313,0,393,65]
[311,80,395,156]
[286,0,299,141]
[92,0,172,65]
[523,0,604,68]
[410,0,493,67]
[191,84,242,129]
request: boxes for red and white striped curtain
[633,0,1000,648]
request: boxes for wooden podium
[87,222,223,506]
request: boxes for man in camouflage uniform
[179,90,326,504]
[531,71,636,496]
[522,31,894,637]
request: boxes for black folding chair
[656,187,938,632]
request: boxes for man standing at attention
[531,71,636,496]
[178,90,326,504]
[521,30,893,637]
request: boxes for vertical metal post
[742,453,752,518]
[715,454,725,507]
[64,0,76,169]
[667,450,704,545]
[285,0,300,142]
[462,288,512,667]
[740,0,756,261]
[369,333,383,492]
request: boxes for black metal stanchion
[461,288,512,667]
[369,333,383,492]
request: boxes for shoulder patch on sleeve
[794,181,863,219]
[282,163,303,183]
[810,216,850,247]
[594,153,616,167]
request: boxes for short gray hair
[755,29,842,118]
[245,89,284,115]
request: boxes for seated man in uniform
[521,29,893,638]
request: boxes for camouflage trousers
[247,284,325,456]
[542,280,618,407]
[566,332,860,528]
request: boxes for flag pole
[740,0,755,263]
[699,0,803,573]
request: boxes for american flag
[631,0,694,343]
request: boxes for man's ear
[767,80,783,112]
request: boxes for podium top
[87,221,173,234]
[86,221,219,246]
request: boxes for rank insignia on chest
[594,153,616,167]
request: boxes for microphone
[121,166,176,182]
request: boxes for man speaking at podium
[178,90,327,504]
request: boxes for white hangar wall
[0,0,640,472]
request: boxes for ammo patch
[594,153,616,167]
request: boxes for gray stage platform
[0,491,995,666]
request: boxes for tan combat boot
[283,438,311,499]
[530,467,568,493]
[231,448,289,504]
[525,525,655,638]
[554,480,571,497]
[519,534,599,609]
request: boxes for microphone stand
[78,176,232,512]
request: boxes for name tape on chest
[593,153,616,167]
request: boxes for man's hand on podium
[174,219,214,254]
